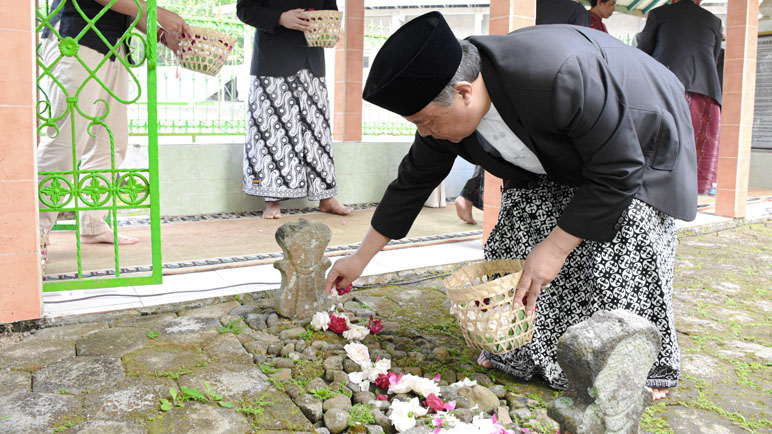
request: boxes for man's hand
[514,226,582,315]
[279,9,311,31]
[162,31,181,53]
[325,254,367,295]
[158,7,191,39]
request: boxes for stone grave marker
[274,218,333,319]
[547,309,661,434]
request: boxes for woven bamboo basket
[444,259,535,355]
[178,26,237,76]
[303,10,343,48]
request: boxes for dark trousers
[459,166,484,210]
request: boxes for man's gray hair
[431,40,481,106]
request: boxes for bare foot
[455,196,477,225]
[263,201,282,219]
[477,351,492,369]
[651,387,670,401]
[320,198,353,216]
[81,231,138,245]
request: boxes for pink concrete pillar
[715,0,759,217]
[483,0,535,243]
[0,0,42,323]
[333,0,364,142]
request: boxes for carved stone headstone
[273,218,333,319]
[547,310,661,434]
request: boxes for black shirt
[236,0,338,77]
[42,0,131,60]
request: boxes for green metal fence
[36,0,161,291]
[125,13,415,138]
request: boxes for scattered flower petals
[433,373,441,382]
[335,277,353,296]
[310,312,330,331]
[388,397,428,432]
[424,393,447,413]
[375,371,404,390]
[343,323,370,341]
[344,342,371,367]
[368,315,384,335]
[389,373,441,397]
[377,394,388,401]
[328,314,348,334]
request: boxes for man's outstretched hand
[325,254,366,295]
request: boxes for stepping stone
[0,339,75,371]
[33,356,124,394]
[177,362,269,400]
[33,322,105,340]
[203,333,252,364]
[156,316,221,345]
[76,327,147,357]
[179,301,242,319]
[144,402,251,433]
[71,420,145,433]
[0,369,31,394]
[82,377,176,418]
[0,392,81,434]
[111,312,178,329]
[122,342,209,378]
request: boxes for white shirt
[476,102,546,175]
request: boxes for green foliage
[259,362,277,375]
[308,387,338,400]
[347,403,375,427]
[300,328,314,342]
[236,394,273,417]
[58,387,70,394]
[146,330,160,339]
[291,360,324,388]
[640,402,674,434]
[679,375,772,431]
[156,366,192,379]
[218,319,244,335]
[338,383,353,398]
[161,383,231,412]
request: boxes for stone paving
[0,222,771,434]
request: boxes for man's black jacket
[372,25,697,243]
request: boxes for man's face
[598,0,616,18]
[404,90,481,143]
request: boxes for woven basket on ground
[177,26,237,76]
[303,10,343,48]
[444,259,535,355]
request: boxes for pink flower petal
[433,373,441,382]
[376,395,388,401]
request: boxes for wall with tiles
[0,0,43,323]
[150,141,475,216]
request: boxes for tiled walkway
[42,199,772,319]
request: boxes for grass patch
[348,403,375,427]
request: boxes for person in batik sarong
[325,12,699,401]
[236,1,351,218]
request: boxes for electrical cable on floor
[44,273,454,304]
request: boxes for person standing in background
[454,0,590,225]
[236,0,352,219]
[38,0,189,268]
[536,0,590,26]
[589,0,616,32]
[638,0,723,195]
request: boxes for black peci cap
[362,11,462,116]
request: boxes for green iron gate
[36,0,161,291]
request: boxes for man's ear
[454,81,474,106]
